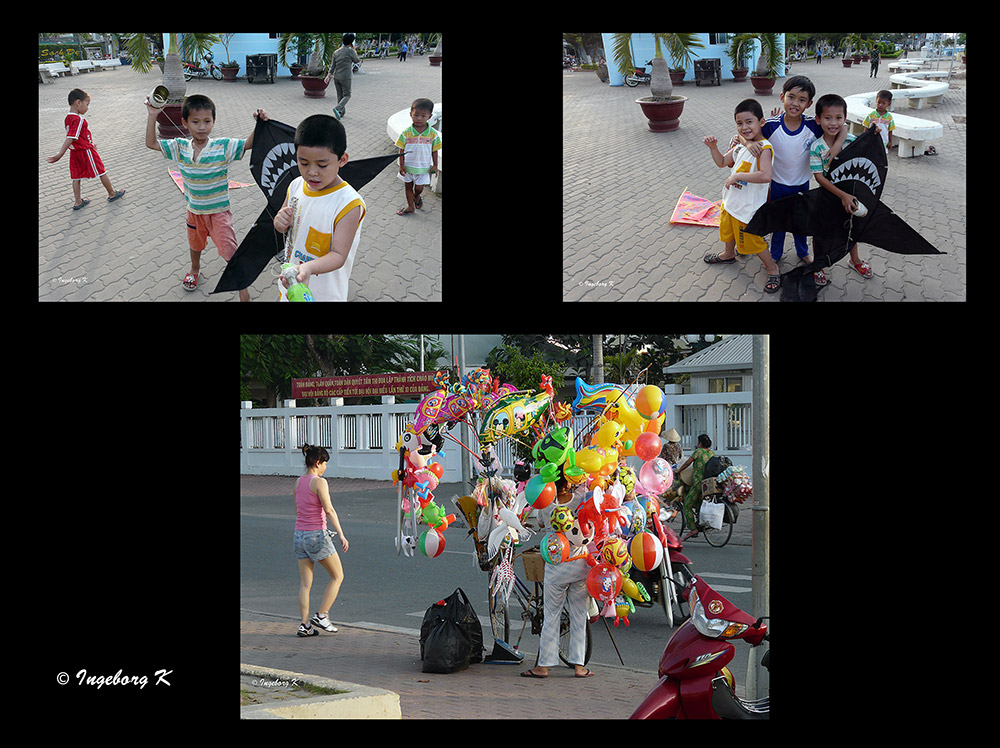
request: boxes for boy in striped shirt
[145,94,267,300]
[394,98,440,216]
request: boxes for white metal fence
[240,389,753,480]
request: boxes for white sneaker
[310,613,338,632]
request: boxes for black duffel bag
[419,588,484,673]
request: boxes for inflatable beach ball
[629,531,663,572]
[635,385,667,420]
[418,528,446,558]
[541,532,570,565]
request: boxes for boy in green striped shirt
[145,94,267,301]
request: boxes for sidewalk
[240,613,658,718]
[563,60,966,301]
[39,59,441,301]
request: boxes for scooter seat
[711,676,769,720]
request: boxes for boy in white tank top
[275,115,366,301]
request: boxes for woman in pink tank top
[293,443,350,637]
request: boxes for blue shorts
[293,529,337,561]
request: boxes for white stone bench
[38,62,69,83]
[844,90,944,158]
[70,60,95,74]
[888,70,948,109]
[386,103,442,194]
[93,58,122,71]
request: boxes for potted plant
[428,34,442,66]
[726,36,752,82]
[279,33,335,98]
[732,33,782,95]
[218,33,239,81]
[612,33,704,132]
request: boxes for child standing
[863,90,895,155]
[274,115,366,302]
[811,94,872,279]
[48,89,126,210]
[145,94,265,301]
[703,99,782,294]
[394,98,441,216]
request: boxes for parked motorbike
[184,51,223,81]
[622,59,654,87]
[630,575,768,719]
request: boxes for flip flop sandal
[72,199,90,211]
[851,260,873,278]
[764,274,781,293]
[704,252,736,264]
[414,195,423,209]
[107,189,126,202]
[182,272,199,291]
[520,669,547,678]
[575,668,595,678]
[396,207,414,216]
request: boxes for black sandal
[765,274,781,293]
[704,252,736,264]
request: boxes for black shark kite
[744,124,943,301]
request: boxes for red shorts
[69,147,106,181]
[186,210,238,260]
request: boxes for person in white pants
[521,480,595,678]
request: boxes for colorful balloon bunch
[393,427,455,558]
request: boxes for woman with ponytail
[293,443,350,637]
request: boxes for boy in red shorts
[47,89,126,210]
[145,93,267,301]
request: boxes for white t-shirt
[278,177,366,302]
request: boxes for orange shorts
[186,210,238,260]
[719,208,767,255]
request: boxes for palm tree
[611,33,705,100]
[125,33,220,105]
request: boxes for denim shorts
[293,529,337,561]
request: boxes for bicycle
[673,479,739,548]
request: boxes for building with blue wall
[601,33,786,87]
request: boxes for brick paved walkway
[39,59,441,301]
[563,60,966,301]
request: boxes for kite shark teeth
[260,142,297,195]
[828,156,882,196]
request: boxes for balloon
[629,531,663,572]
[427,461,444,479]
[525,474,556,509]
[478,390,550,446]
[418,528,445,558]
[638,458,673,495]
[586,562,623,604]
[602,536,630,569]
[635,385,667,420]
[634,431,662,462]
[541,532,570,564]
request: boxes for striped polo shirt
[158,136,246,214]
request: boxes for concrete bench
[844,90,944,158]
[70,60,95,74]
[888,70,948,109]
[38,62,69,83]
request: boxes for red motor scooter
[630,575,769,719]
